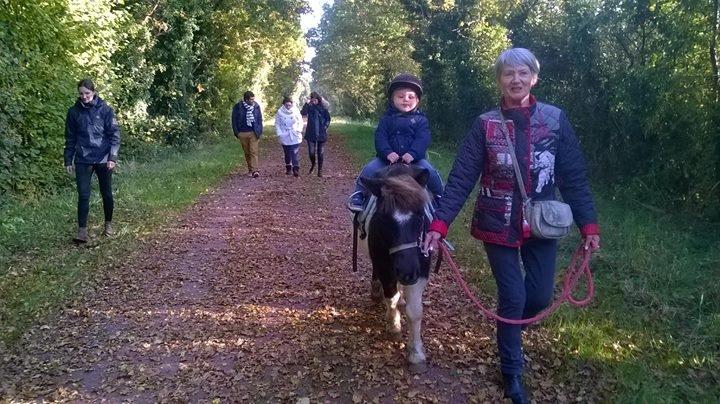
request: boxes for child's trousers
[353,157,444,197]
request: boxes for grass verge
[334,121,720,402]
[0,134,246,346]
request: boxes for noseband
[388,238,425,256]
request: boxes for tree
[0,0,307,195]
[310,0,420,118]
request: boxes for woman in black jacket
[300,92,331,177]
[63,78,121,243]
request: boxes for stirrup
[347,191,366,212]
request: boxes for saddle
[352,195,435,240]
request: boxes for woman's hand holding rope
[423,231,442,254]
[583,234,600,253]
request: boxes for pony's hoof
[386,324,402,336]
[408,361,428,374]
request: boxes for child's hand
[402,153,414,164]
[386,152,400,163]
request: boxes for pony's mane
[379,174,429,215]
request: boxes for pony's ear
[411,166,429,188]
[359,177,384,197]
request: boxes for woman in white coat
[274,97,304,176]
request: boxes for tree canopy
[311,0,720,216]
[0,0,308,195]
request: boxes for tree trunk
[712,0,720,102]
[712,0,720,209]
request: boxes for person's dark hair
[77,78,96,91]
[309,91,323,102]
[282,96,292,104]
[243,91,255,101]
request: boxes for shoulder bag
[497,109,573,239]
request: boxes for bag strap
[497,109,529,203]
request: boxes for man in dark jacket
[232,91,263,177]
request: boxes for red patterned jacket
[429,97,599,247]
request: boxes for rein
[439,242,594,325]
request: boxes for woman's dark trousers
[282,143,301,170]
[75,163,114,227]
[483,238,557,375]
[307,140,325,173]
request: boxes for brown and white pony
[357,164,432,372]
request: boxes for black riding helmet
[387,73,423,99]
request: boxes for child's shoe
[347,192,366,212]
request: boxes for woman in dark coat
[423,48,601,403]
[64,78,121,243]
[300,91,331,177]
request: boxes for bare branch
[142,0,164,25]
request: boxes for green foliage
[0,0,79,195]
[310,0,420,118]
[312,0,509,136]
[511,0,720,214]
[313,0,720,216]
[0,0,307,197]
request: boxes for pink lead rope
[439,242,594,325]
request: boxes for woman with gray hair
[423,48,601,403]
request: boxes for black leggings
[307,140,325,169]
[75,163,114,227]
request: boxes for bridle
[388,237,426,256]
[387,205,433,257]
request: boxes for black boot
[317,159,323,177]
[308,156,316,174]
[286,165,292,175]
[502,373,529,404]
[292,166,299,177]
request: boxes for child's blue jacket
[374,104,430,162]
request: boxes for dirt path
[0,136,599,402]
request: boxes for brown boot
[74,227,88,243]
[103,221,114,237]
